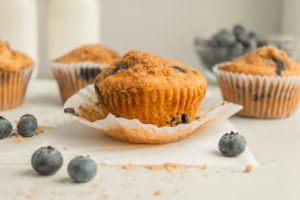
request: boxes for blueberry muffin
[0,41,34,110]
[51,44,119,102]
[213,46,300,118]
[94,50,207,127]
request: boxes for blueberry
[229,42,244,59]
[218,131,247,157]
[68,156,97,183]
[112,65,129,75]
[0,116,12,139]
[79,67,102,83]
[276,60,286,76]
[248,31,258,40]
[172,66,188,73]
[31,146,63,175]
[17,114,38,137]
[244,39,257,53]
[257,40,268,47]
[217,31,236,47]
[233,24,245,38]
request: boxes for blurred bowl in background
[194,25,296,83]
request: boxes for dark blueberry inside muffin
[172,66,188,73]
[79,67,102,83]
[276,60,286,76]
[112,65,129,75]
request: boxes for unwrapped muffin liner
[64,84,243,144]
[0,65,33,110]
[213,62,300,118]
[50,61,109,103]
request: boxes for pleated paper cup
[213,62,300,118]
[50,61,109,103]
[63,84,243,144]
[0,65,34,110]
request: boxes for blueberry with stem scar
[218,131,247,157]
[112,65,129,74]
[31,146,63,175]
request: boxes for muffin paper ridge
[213,62,300,118]
[63,84,242,144]
[50,61,109,103]
[0,65,34,110]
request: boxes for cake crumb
[36,126,54,135]
[103,194,109,199]
[201,164,208,170]
[175,189,179,193]
[154,190,162,195]
[245,165,253,173]
[52,191,64,196]
[231,170,238,173]
[63,147,68,150]
[216,170,220,174]
[12,135,24,143]
[270,159,278,163]
[121,163,138,170]
[26,194,36,199]
[204,173,208,177]
[93,183,99,188]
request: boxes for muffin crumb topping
[55,44,119,65]
[0,41,33,72]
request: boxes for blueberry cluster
[195,24,269,70]
[31,146,97,183]
[0,114,38,139]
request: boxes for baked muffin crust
[55,44,119,65]
[95,50,207,127]
[220,46,300,76]
[96,50,206,93]
[0,41,33,72]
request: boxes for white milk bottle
[46,0,101,63]
[0,0,38,77]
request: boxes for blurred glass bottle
[46,0,101,62]
[0,0,38,77]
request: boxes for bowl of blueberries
[195,24,296,82]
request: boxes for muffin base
[0,66,33,110]
[214,63,300,118]
[51,62,108,103]
[96,86,207,127]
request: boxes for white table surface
[0,79,299,200]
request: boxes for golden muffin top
[0,41,33,72]
[220,46,300,76]
[55,44,119,65]
[95,50,207,94]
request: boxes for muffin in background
[213,46,300,118]
[0,41,34,110]
[51,44,119,102]
[94,50,207,127]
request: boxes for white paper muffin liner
[63,84,243,144]
[50,61,109,102]
[0,65,34,110]
[213,62,300,118]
